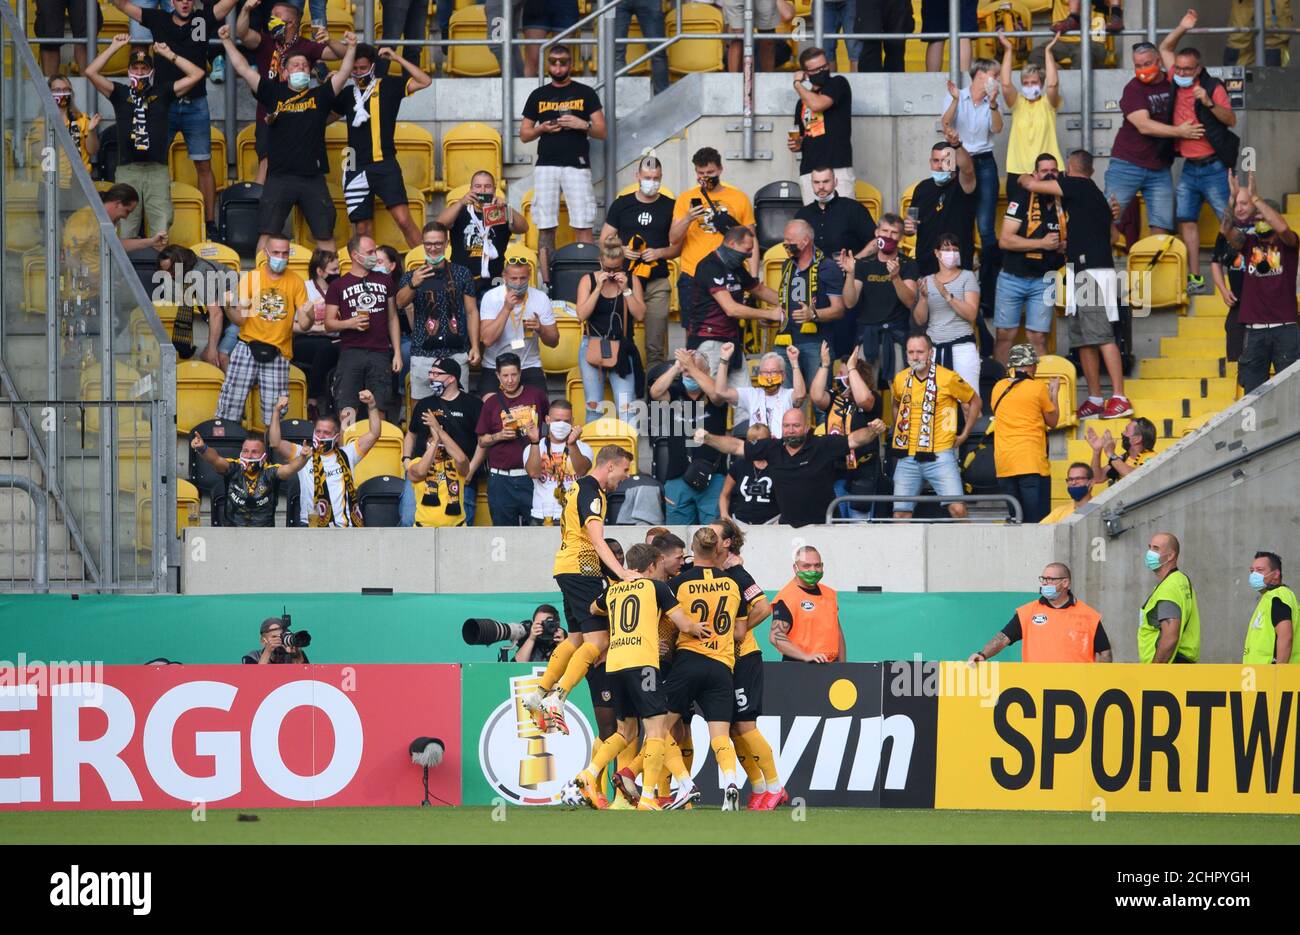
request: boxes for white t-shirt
[737,386,796,437]
[522,437,595,520]
[479,285,557,371]
[292,441,363,526]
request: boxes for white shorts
[720,0,779,29]
[532,165,596,230]
[799,167,857,205]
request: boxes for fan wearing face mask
[912,233,981,390]
[998,31,1062,207]
[85,36,205,242]
[436,170,528,299]
[41,75,100,204]
[789,47,855,204]
[968,563,1112,664]
[793,167,877,265]
[1241,551,1299,665]
[523,400,594,525]
[270,393,383,527]
[905,129,978,278]
[191,432,308,527]
[1040,462,1100,524]
[400,357,484,526]
[398,221,479,398]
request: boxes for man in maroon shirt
[1222,172,1300,394]
[324,233,402,424]
[475,353,551,526]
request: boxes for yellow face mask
[755,372,783,388]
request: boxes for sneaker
[1076,398,1105,420]
[614,767,641,806]
[1051,13,1081,33]
[665,783,700,811]
[1187,274,1212,295]
[521,687,548,732]
[1102,395,1134,419]
[541,689,568,735]
[636,798,663,811]
[720,784,740,812]
[210,54,225,84]
[746,791,767,810]
[655,795,675,810]
[1105,12,1125,33]
[576,770,608,809]
[758,788,791,811]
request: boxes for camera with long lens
[463,617,561,661]
[279,613,312,651]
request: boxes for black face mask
[324,272,340,284]
[784,433,807,449]
[699,176,720,191]
[808,70,830,87]
[716,245,747,269]
[783,242,800,258]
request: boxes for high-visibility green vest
[1242,585,1300,664]
[1138,569,1201,663]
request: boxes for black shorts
[732,651,764,719]
[664,650,733,723]
[35,0,98,39]
[610,665,667,720]
[588,661,613,709]
[343,159,408,222]
[334,347,397,415]
[254,121,270,159]
[555,573,607,633]
[259,173,335,241]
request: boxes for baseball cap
[128,47,154,68]
[259,617,284,635]
[1008,344,1038,368]
[429,356,461,385]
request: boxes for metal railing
[825,494,1025,523]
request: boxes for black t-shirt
[743,434,852,527]
[109,83,176,165]
[332,74,412,165]
[795,195,875,258]
[450,204,514,291]
[409,391,483,462]
[140,6,217,100]
[1056,175,1115,271]
[796,75,853,174]
[1212,232,1249,302]
[521,80,604,168]
[218,464,283,527]
[647,362,728,480]
[819,378,883,481]
[851,252,918,327]
[582,272,634,340]
[255,81,337,177]
[605,192,674,281]
[689,251,757,342]
[912,177,977,276]
[726,458,780,524]
[1001,192,1066,278]
[1001,599,1112,653]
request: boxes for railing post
[948,0,960,83]
[600,4,617,216]
[1145,0,1157,44]
[360,0,373,46]
[1081,0,1094,153]
[1254,0,1267,65]
[86,0,95,79]
[813,0,825,51]
[743,0,755,160]
[44,121,59,408]
[225,10,237,182]
[98,239,114,591]
[501,0,516,165]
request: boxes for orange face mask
[1134,64,1161,84]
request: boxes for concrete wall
[1055,363,1300,664]
[180,521,1050,595]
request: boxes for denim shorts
[1104,156,1174,232]
[994,270,1054,332]
[891,448,964,513]
[168,96,212,163]
[1175,159,1231,225]
[218,322,240,356]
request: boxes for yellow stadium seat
[761,242,787,302]
[541,306,584,376]
[169,125,228,193]
[580,417,639,472]
[473,484,492,525]
[371,185,427,249]
[246,365,308,434]
[1197,202,1223,251]
[668,3,724,75]
[168,182,205,246]
[975,0,1033,64]
[176,359,226,435]
[441,122,503,193]
[1126,234,1188,314]
[393,122,436,199]
[667,256,681,316]
[905,0,926,72]
[522,188,575,251]
[21,248,47,315]
[6,180,41,252]
[236,123,258,183]
[503,242,539,287]
[855,180,883,222]
[446,5,501,77]
[177,478,201,534]
[256,242,314,281]
[1032,354,1078,429]
[634,319,646,363]
[566,367,615,423]
[324,121,349,192]
[1048,0,1117,67]
[191,240,241,273]
[338,246,352,276]
[342,419,406,486]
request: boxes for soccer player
[524,445,633,732]
[660,526,752,811]
[713,518,788,810]
[576,544,709,811]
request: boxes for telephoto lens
[461,618,528,646]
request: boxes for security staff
[1139,532,1201,663]
[1243,551,1299,664]
[969,562,1112,663]
[770,546,844,662]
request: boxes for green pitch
[2,807,1296,844]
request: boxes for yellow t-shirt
[62,205,100,278]
[407,453,467,527]
[890,365,976,456]
[672,183,756,276]
[672,565,752,671]
[1007,95,1062,176]
[990,376,1056,477]
[235,265,307,360]
[598,576,680,673]
[553,474,606,577]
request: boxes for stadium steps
[0,405,86,585]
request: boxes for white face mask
[939,250,961,270]
[548,420,572,440]
[814,190,834,204]
[1021,83,1043,100]
[639,178,660,196]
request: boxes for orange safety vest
[774,579,841,661]
[1016,594,1102,663]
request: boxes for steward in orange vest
[771,547,844,662]
[968,563,1113,663]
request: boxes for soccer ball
[558,780,586,808]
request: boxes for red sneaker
[1076,399,1105,420]
[614,768,641,806]
[1102,395,1134,419]
[656,795,675,810]
[746,791,766,810]
[1051,13,1081,32]
[1106,12,1125,33]
[759,788,791,810]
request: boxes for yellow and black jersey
[553,474,606,577]
[727,564,767,658]
[671,566,752,670]
[594,577,680,673]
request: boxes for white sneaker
[721,784,740,811]
[665,781,700,811]
[541,689,569,735]
[521,688,548,732]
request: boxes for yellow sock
[663,738,690,782]
[643,739,666,799]
[741,728,781,790]
[616,739,640,772]
[732,733,765,791]
[537,641,576,692]
[710,735,738,784]
[587,733,628,777]
[557,642,601,695]
[626,750,645,776]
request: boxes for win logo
[49,866,151,916]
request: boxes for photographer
[241,617,311,664]
[513,604,568,662]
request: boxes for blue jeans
[993,270,1054,333]
[1175,159,1231,225]
[783,338,824,397]
[578,335,637,421]
[859,318,910,388]
[311,0,328,25]
[833,477,874,519]
[168,97,212,163]
[664,474,724,524]
[487,472,533,526]
[973,152,1001,315]
[1105,156,1174,232]
[615,0,669,94]
[997,473,1050,523]
[128,0,172,41]
[218,322,240,355]
[436,0,454,34]
[891,449,964,513]
[823,0,862,67]
[400,473,477,526]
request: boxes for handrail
[0,475,48,593]
[825,494,1025,524]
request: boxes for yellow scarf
[308,445,363,527]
